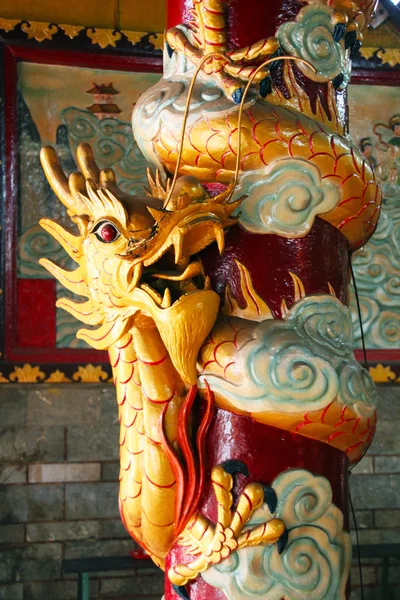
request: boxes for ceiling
[0,0,166,33]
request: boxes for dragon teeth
[141,283,163,305]
[130,262,143,290]
[213,225,225,254]
[161,288,172,308]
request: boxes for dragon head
[39,143,241,384]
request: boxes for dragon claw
[262,484,278,514]
[268,48,282,71]
[345,30,357,50]
[232,88,244,104]
[259,76,272,98]
[166,41,175,58]
[220,459,249,477]
[332,73,345,90]
[350,39,362,57]
[277,528,289,555]
[173,584,190,600]
[333,22,346,42]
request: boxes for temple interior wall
[0,385,399,599]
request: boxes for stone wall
[0,384,399,599]
[0,384,163,600]
[350,385,400,599]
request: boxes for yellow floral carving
[86,28,121,48]
[369,364,396,383]
[0,372,8,383]
[21,21,58,42]
[72,364,109,383]
[359,47,378,61]
[45,370,72,383]
[149,32,164,50]
[60,24,84,39]
[377,48,400,68]
[123,31,143,45]
[123,31,163,48]
[9,364,45,383]
[0,18,21,32]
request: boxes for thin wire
[348,257,370,473]
[164,53,317,209]
[349,485,365,600]
[232,56,317,193]
[163,52,228,208]
[350,258,368,369]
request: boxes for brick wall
[0,384,163,600]
[350,386,400,599]
[0,384,399,599]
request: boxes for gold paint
[359,47,378,61]
[0,17,163,49]
[168,464,285,586]
[123,30,143,45]
[9,364,45,383]
[222,260,273,321]
[377,48,400,68]
[148,32,164,51]
[369,364,396,383]
[199,317,376,463]
[328,282,337,297]
[123,31,164,49]
[21,21,58,42]
[59,24,84,38]
[0,16,163,50]
[289,271,305,302]
[165,0,280,100]
[40,143,243,563]
[86,27,122,48]
[0,372,9,383]
[363,20,400,49]
[72,364,109,383]
[153,76,380,249]
[0,18,20,32]
[45,370,72,383]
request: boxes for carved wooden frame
[0,38,162,383]
[350,66,400,384]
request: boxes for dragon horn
[40,146,88,216]
[76,143,100,182]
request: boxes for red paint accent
[177,384,199,533]
[201,217,350,317]
[351,69,400,86]
[2,45,162,365]
[16,279,56,348]
[354,348,400,364]
[191,381,216,524]
[165,407,349,599]
[139,353,168,366]
[167,0,303,48]
[160,403,186,531]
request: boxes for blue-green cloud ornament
[277,4,350,83]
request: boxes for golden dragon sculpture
[39,0,380,597]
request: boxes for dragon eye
[93,221,120,243]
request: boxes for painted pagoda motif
[86,83,121,120]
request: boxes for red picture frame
[350,67,400,379]
[0,41,162,380]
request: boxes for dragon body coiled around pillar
[39,0,380,598]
